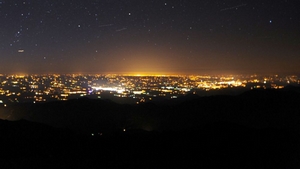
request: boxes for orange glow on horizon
[104,72,182,77]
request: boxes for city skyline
[0,0,299,74]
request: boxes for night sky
[0,0,299,74]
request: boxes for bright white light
[181,88,190,92]
[92,86,125,93]
[133,91,144,94]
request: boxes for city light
[0,74,295,105]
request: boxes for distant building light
[133,91,144,94]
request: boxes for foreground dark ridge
[0,119,299,168]
[1,87,300,133]
[0,88,300,168]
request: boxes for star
[0,0,299,74]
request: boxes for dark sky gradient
[0,0,299,74]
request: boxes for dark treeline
[1,87,300,168]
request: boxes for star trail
[0,0,299,74]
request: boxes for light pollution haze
[0,1,299,75]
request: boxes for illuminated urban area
[0,74,298,106]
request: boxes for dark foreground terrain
[1,88,300,168]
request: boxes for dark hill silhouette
[0,89,299,133]
[1,89,300,168]
[0,119,299,168]
[283,85,300,93]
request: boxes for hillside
[0,89,300,168]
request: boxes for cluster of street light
[0,74,298,106]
